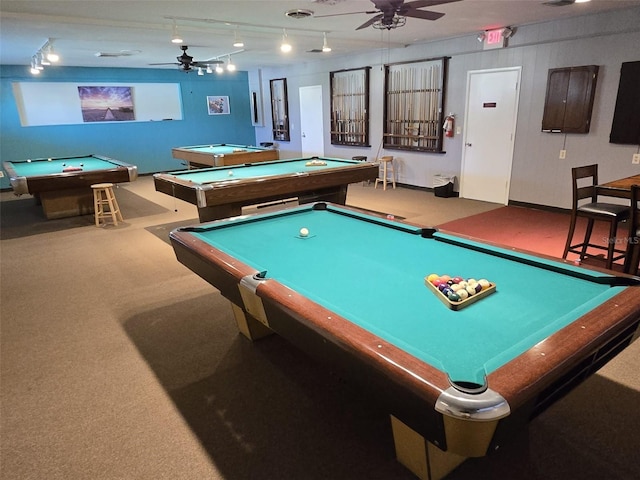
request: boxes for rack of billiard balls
[424,274,496,310]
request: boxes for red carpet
[437,206,625,270]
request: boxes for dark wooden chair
[562,164,629,269]
[623,184,640,275]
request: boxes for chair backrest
[571,164,598,206]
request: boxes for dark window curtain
[610,61,640,145]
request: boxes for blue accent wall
[0,65,254,189]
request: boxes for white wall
[253,6,640,209]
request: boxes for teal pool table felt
[187,205,623,386]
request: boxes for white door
[460,67,521,204]
[299,85,324,157]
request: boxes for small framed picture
[207,96,230,115]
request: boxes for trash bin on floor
[433,174,455,198]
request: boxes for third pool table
[3,154,137,219]
[170,202,640,480]
[154,157,378,222]
[171,143,279,168]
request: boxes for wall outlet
[0,171,4,178]
[559,149,567,159]
[633,153,640,164]
[455,126,461,135]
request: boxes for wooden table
[600,174,640,274]
[600,174,640,197]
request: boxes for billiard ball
[466,285,477,296]
[228,170,234,176]
[447,292,461,302]
[299,227,309,237]
[478,279,491,289]
[47,158,52,161]
[427,274,439,283]
[80,163,84,167]
[27,159,31,162]
[457,289,469,300]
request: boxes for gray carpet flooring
[1,176,639,480]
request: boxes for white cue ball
[299,227,309,237]
[228,170,233,176]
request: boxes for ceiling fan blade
[149,62,179,65]
[371,0,401,9]
[313,10,377,18]
[404,0,461,9]
[192,60,224,66]
[357,14,384,30]
[404,9,446,20]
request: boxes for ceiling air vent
[95,50,140,57]
[285,9,314,19]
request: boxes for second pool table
[3,155,138,219]
[171,143,279,168]
[169,202,640,480]
[154,157,378,222]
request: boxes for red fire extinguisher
[443,114,455,137]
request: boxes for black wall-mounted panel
[610,61,640,145]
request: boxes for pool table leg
[298,186,348,205]
[229,302,273,341]
[40,188,95,219]
[197,204,242,222]
[391,415,466,480]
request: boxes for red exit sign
[483,28,506,50]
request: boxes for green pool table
[169,202,640,480]
[154,157,378,222]
[171,143,279,168]
[3,155,138,219]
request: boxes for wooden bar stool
[91,183,123,226]
[374,156,396,190]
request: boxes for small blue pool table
[169,202,640,479]
[3,155,137,219]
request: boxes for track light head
[280,29,292,53]
[171,20,183,44]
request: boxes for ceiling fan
[150,45,223,72]
[315,0,461,30]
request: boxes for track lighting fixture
[29,39,59,75]
[30,57,41,74]
[46,40,59,63]
[280,29,292,53]
[215,64,224,74]
[322,32,331,53]
[233,28,244,48]
[197,67,204,76]
[171,20,183,44]
[226,55,236,72]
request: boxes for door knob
[465,142,472,147]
